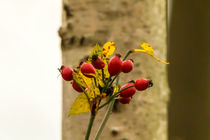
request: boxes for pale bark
[59,0,169,139]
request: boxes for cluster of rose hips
[59,54,153,104]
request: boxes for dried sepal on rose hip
[59,65,73,81]
[135,78,153,91]
[118,96,131,104]
[108,54,122,76]
[72,80,84,93]
[91,55,105,70]
[80,62,96,78]
[122,59,134,73]
[119,82,136,97]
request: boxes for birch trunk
[59,0,169,139]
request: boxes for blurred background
[0,0,209,140]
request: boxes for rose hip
[120,82,136,97]
[135,78,153,91]
[108,54,122,76]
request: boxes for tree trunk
[59,0,169,139]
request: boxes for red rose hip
[120,82,136,97]
[91,55,105,69]
[122,59,133,73]
[108,54,122,76]
[80,62,96,78]
[118,96,131,104]
[72,80,83,92]
[60,65,73,81]
[135,78,153,91]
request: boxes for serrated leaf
[69,93,90,116]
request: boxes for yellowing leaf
[140,42,154,55]
[73,70,92,88]
[69,93,90,116]
[103,60,110,78]
[88,44,103,62]
[133,42,169,64]
[86,79,100,99]
[113,85,119,94]
[102,42,116,58]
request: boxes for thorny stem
[85,113,96,140]
[94,99,115,140]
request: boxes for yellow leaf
[102,41,116,58]
[69,93,90,116]
[113,85,119,94]
[103,60,110,78]
[133,42,170,64]
[88,43,103,62]
[86,79,100,99]
[73,70,92,88]
[140,42,154,55]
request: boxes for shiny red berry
[118,96,131,104]
[108,54,122,76]
[81,62,96,78]
[60,65,73,81]
[120,82,136,97]
[91,55,105,69]
[72,80,83,92]
[122,59,133,73]
[134,78,153,91]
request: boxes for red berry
[108,54,122,76]
[81,62,96,78]
[134,78,153,91]
[118,96,131,104]
[60,65,73,81]
[72,81,83,92]
[122,59,133,73]
[91,55,105,69]
[120,82,136,97]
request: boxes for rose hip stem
[99,85,134,109]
